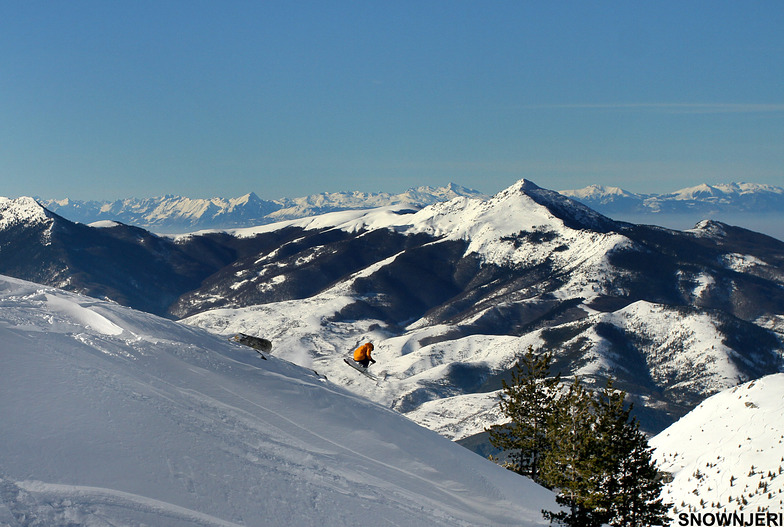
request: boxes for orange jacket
[353,343,374,362]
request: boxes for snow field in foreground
[0,274,555,526]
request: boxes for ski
[343,358,379,381]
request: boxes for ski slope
[0,274,555,526]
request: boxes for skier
[352,342,375,369]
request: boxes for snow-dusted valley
[3,178,784,524]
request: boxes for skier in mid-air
[352,342,375,369]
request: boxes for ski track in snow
[4,479,243,527]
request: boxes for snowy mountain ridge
[216,179,629,273]
[0,273,556,526]
[35,180,784,236]
[561,181,784,213]
[39,184,484,233]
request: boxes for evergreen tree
[540,377,604,527]
[592,380,671,527]
[488,351,671,527]
[487,347,560,484]
[541,378,671,527]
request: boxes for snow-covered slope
[0,274,557,526]
[184,296,781,444]
[651,373,784,519]
[0,196,52,231]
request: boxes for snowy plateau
[0,274,556,526]
[3,178,784,524]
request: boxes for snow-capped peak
[0,196,52,230]
[561,184,634,199]
[667,182,784,201]
[499,179,618,232]
[227,191,262,208]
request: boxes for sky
[1,1,783,200]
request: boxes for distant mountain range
[36,181,784,240]
[560,182,784,215]
[39,184,484,233]
[561,182,784,241]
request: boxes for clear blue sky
[1,1,783,200]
